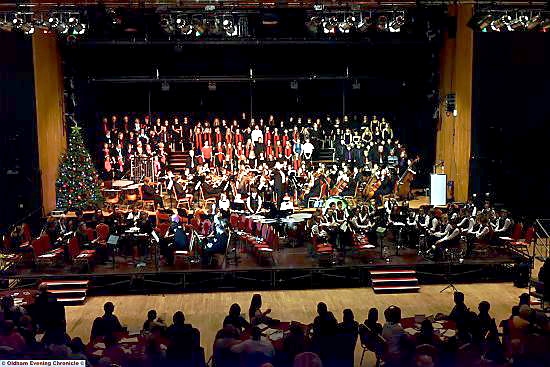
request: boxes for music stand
[440,248,462,293]
[376,227,387,259]
[107,235,120,270]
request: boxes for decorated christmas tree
[56,123,103,210]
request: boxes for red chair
[229,214,239,229]
[94,223,110,245]
[509,226,535,256]
[352,233,375,259]
[155,223,170,238]
[68,237,96,270]
[201,219,212,236]
[190,217,201,232]
[36,234,63,268]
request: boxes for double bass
[395,156,420,199]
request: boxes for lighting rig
[468,8,550,32]
[0,9,87,38]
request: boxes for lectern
[430,174,447,206]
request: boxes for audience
[0,290,549,367]
[282,323,308,364]
[249,294,273,326]
[311,302,337,338]
[0,320,26,353]
[223,303,250,331]
[365,307,383,335]
[381,305,405,360]
[165,311,198,362]
[90,302,124,340]
[142,309,166,333]
[231,326,275,366]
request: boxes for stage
[4,231,526,295]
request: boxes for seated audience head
[384,305,402,324]
[317,302,328,316]
[104,302,115,316]
[342,309,355,324]
[454,291,465,305]
[478,301,490,315]
[147,310,157,321]
[229,303,241,317]
[173,311,186,325]
[367,308,379,326]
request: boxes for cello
[395,156,420,199]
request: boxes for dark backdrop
[0,33,41,231]
[64,38,439,183]
[472,32,550,217]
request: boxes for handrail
[535,219,550,239]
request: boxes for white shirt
[302,142,314,155]
[218,199,230,211]
[280,200,294,211]
[251,129,263,143]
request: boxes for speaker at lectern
[430,174,447,206]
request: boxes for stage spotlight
[56,17,69,34]
[322,16,338,34]
[12,13,24,28]
[509,15,528,31]
[389,15,405,32]
[468,13,493,32]
[68,16,78,26]
[338,15,355,34]
[377,15,388,31]
[193,16,206,37]
[21,21,35,35]
[490,15,511,32]
[357,13,373,32]
[107,8,121,25]
[48,15,59,29]
[72,22,86,35]
[223,17,238,37]
[175,17,191,35]
[305,16,322,34]
[526,15,543,31]
[160,15,174,34]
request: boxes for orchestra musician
[142,177,164,208]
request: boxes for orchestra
[82,112,519,267]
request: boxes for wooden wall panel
[32,33,65,214]
[436,4,473,202]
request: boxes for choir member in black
[272,162,285,206]
[246,189,263,215]
[142,177,164,208]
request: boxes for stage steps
[39,279,90,305]
[369,268,420,293]
[168,151,189,174]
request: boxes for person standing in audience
[311,302,337,338]
[248,294,273,326]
